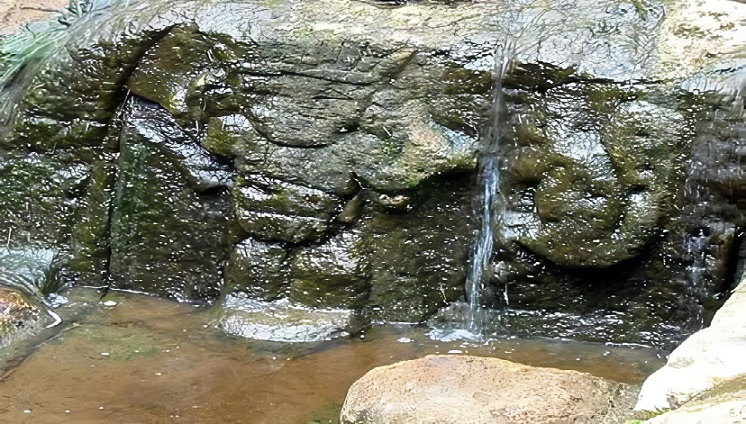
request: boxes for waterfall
[464,43,514,335]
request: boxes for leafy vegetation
[13,251,69,299]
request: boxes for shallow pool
[0,288,666,423]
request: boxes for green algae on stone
[231,175,341,244]
[108,99,230,301]
[288,232,371,309]
[359,175,473,322]
[225,239,290,302]
[69,158,117,281]
[501,82,688,268]
[126,25,246,120]
[0,153,88,248]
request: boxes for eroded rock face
[0,0,742,345]
[502,82,684,268]
[340,355,631,424]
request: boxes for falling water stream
[464,43,514,336]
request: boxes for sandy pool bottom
[0,289,665,423]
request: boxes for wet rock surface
[0,0,743,346]
[108,98,230,301]
[214,293,362,342]
[635,272,746,412]
[0,287,46,349]
[340,354,634,424]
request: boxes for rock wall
[0,0,743,346]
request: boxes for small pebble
[101,352,109,357]
[23,410,31,414]
[102,300,117,307]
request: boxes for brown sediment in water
[0,290,665,423]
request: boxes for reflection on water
[0,289,665,423]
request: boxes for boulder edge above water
[340,354,633,424]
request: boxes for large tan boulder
[635,273,746,411]
[340,355,631,424]
[643,374,746,424]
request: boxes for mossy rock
[108,99,230,301]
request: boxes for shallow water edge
[0,288,665,423]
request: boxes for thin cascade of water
[464,43,514,335]
[677,229,710,330]
[685,230,709,288]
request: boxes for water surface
[0,289,666,423]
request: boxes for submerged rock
[340,355,632,424]
[214,293,362,342]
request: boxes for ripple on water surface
[0,288,666,423]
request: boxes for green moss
[127,26,244,118]
[289,245,370,309]
[107,101,229,301]
[70,160,116,280]
[689,374,746,404]
[294,24,314,40]
[225,240,289,301]
[203,117,239,158]
[504,63,577,91]
[441,67,491,95]
[625,407,670,422]
[672,23,709,39]
[0,155,86,246]
[7,117,109,152]
[231,177,339,244]
[358,175,472,322]
[584,85,640,115]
